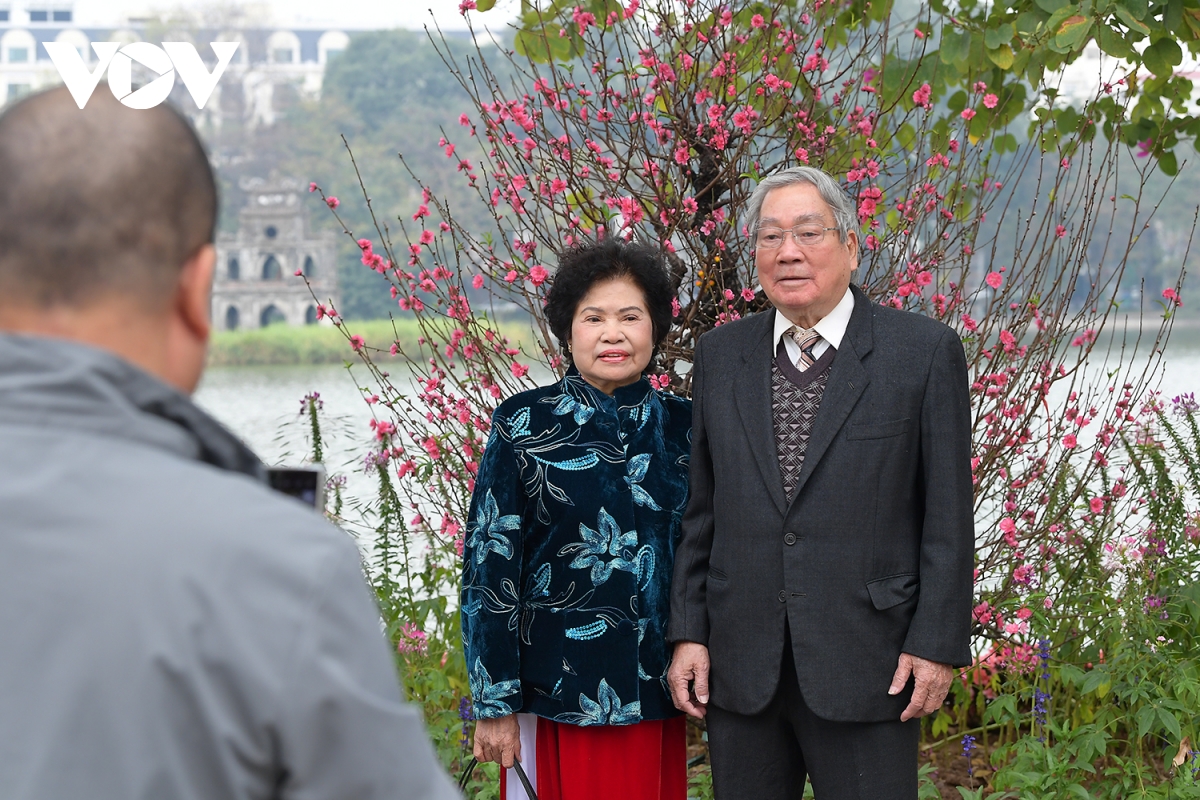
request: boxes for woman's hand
[473,715,522,768]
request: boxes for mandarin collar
[563,365,653,414]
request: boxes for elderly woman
[462,239,691,800]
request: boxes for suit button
[784,532,797,546]
[778,591,787,603]
[616,619,635,636]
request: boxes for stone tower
[212,176,339,330]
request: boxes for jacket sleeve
[460,409,526,718]
[278,539,460,800]
[902,327,975,667]
[668,335,716,646]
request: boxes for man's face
[754,182,858,328]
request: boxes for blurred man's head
[0,86,218,392]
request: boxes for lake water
[193,328,1200,513]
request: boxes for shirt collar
[772,286,855,351]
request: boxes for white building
[0,0,351,129]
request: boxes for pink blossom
[1062,433,1078,449]
[308,182,318,192]
[472,275,485,289]
[751,13,765,27]
[741,288,756,302]
[350,335,365,351]
[911,83,932,110]
[413,204,429,220]
[459,113,471,126]
[1016,607,1033,620]
[504,270,518,283]
[913,27,925,38]
[1055,225,1066,238]
[961,108,976,121]
[674,146,690,165]
[1089,497,1105,513]
[985,271,1003,290]
[671,298,681,318]
[983,93,999,109]
[422,437,441,458]
[511,362,530,378]
[325,196,340,209]
[458,0,476,10]
[419,230,435,245]
[529,265,549,286]
[1163,287,1182,306]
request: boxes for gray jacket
[0,334,460,800]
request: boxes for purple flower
[961,734,977,778]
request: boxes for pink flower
[961,108,976,121]
[751,13,765,27]
[1017,607,1033,620]
[1089,497,1105,514]
[1060,158,1070,169]
[325,196,340,209]
[674,146,690,165]
[1163,287,1182,306]
[413,204,429,220]
[308,182,318,192]
[357,238,372,251]
[1062,433,1078,449]
[1055,225,1066,238]
[422,437,441,458]
[349,335,365,351]
[911,83,932,109]
[458,0,476,12]
[914,27,925,38]
[504,270,518,283]
[985,271,1003,290]
[983,93,998,109]
[419,230,435,245]
[529,265,549,286]
[472,275,485,289]
[511,362,530,378]
[741,288,756,301]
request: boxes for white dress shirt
[772,287,856,367]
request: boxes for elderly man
[0,87,458,799]
[667,166,974,798]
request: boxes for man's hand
[667,641,711,718]
[889,652,953,722]
[473,715,521,768]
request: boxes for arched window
[303,255,316,277]
[225,306,240,330]
[262,255,281,280]
[227,257,240,280]
[260,305,286,327]
[305,305,318,325]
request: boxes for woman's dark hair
[543,238,675,365]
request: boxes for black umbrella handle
[457,756,537,799]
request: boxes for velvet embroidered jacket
[462,368,691,726]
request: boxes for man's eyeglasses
[754,224,840,249]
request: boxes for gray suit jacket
[0,334,459,800]
[668,286,974,722]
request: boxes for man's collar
[771,285,856,350]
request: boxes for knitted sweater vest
[772,342,836,503]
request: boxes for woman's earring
[567,342,572,353]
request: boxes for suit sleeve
[460,410,526,718]
[668,335,716,646]
[902,328,975,667]
[278,540,460,800]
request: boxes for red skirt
[499,714,686,800]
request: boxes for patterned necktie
[787,326,822,371]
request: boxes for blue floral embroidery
[547,393,595,425]
[470,658,521,717]
[557,679,642,725]
[558,508,640,586]
[466,490,520,564]
[625,453,662,511]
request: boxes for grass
[207,317,536,366]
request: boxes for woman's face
[568,276,655,395]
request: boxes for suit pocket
[708,566,728,582]
[847,418,910,440]
[866,573,919,610]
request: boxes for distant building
[0,0,351,129]
[213,176,338,330]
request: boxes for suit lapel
[789,286,875,506]
[733,313,788,515]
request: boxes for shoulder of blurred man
[0,333,459,799]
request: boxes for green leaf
[1143,38,1183,77]
[1121,0,1150,19]
[1097,23,1138,59]
[1135,705,1156,738]
[1158,707,1182,740]
[1159,150,1179,175]
[1038,0,1071,13]
[475,0,497,9]
[1113,4,1152,33]
[1056,15,1094,49]
[988,44,1016,68]
[985,23,1015,48]
[940,27,972,65]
